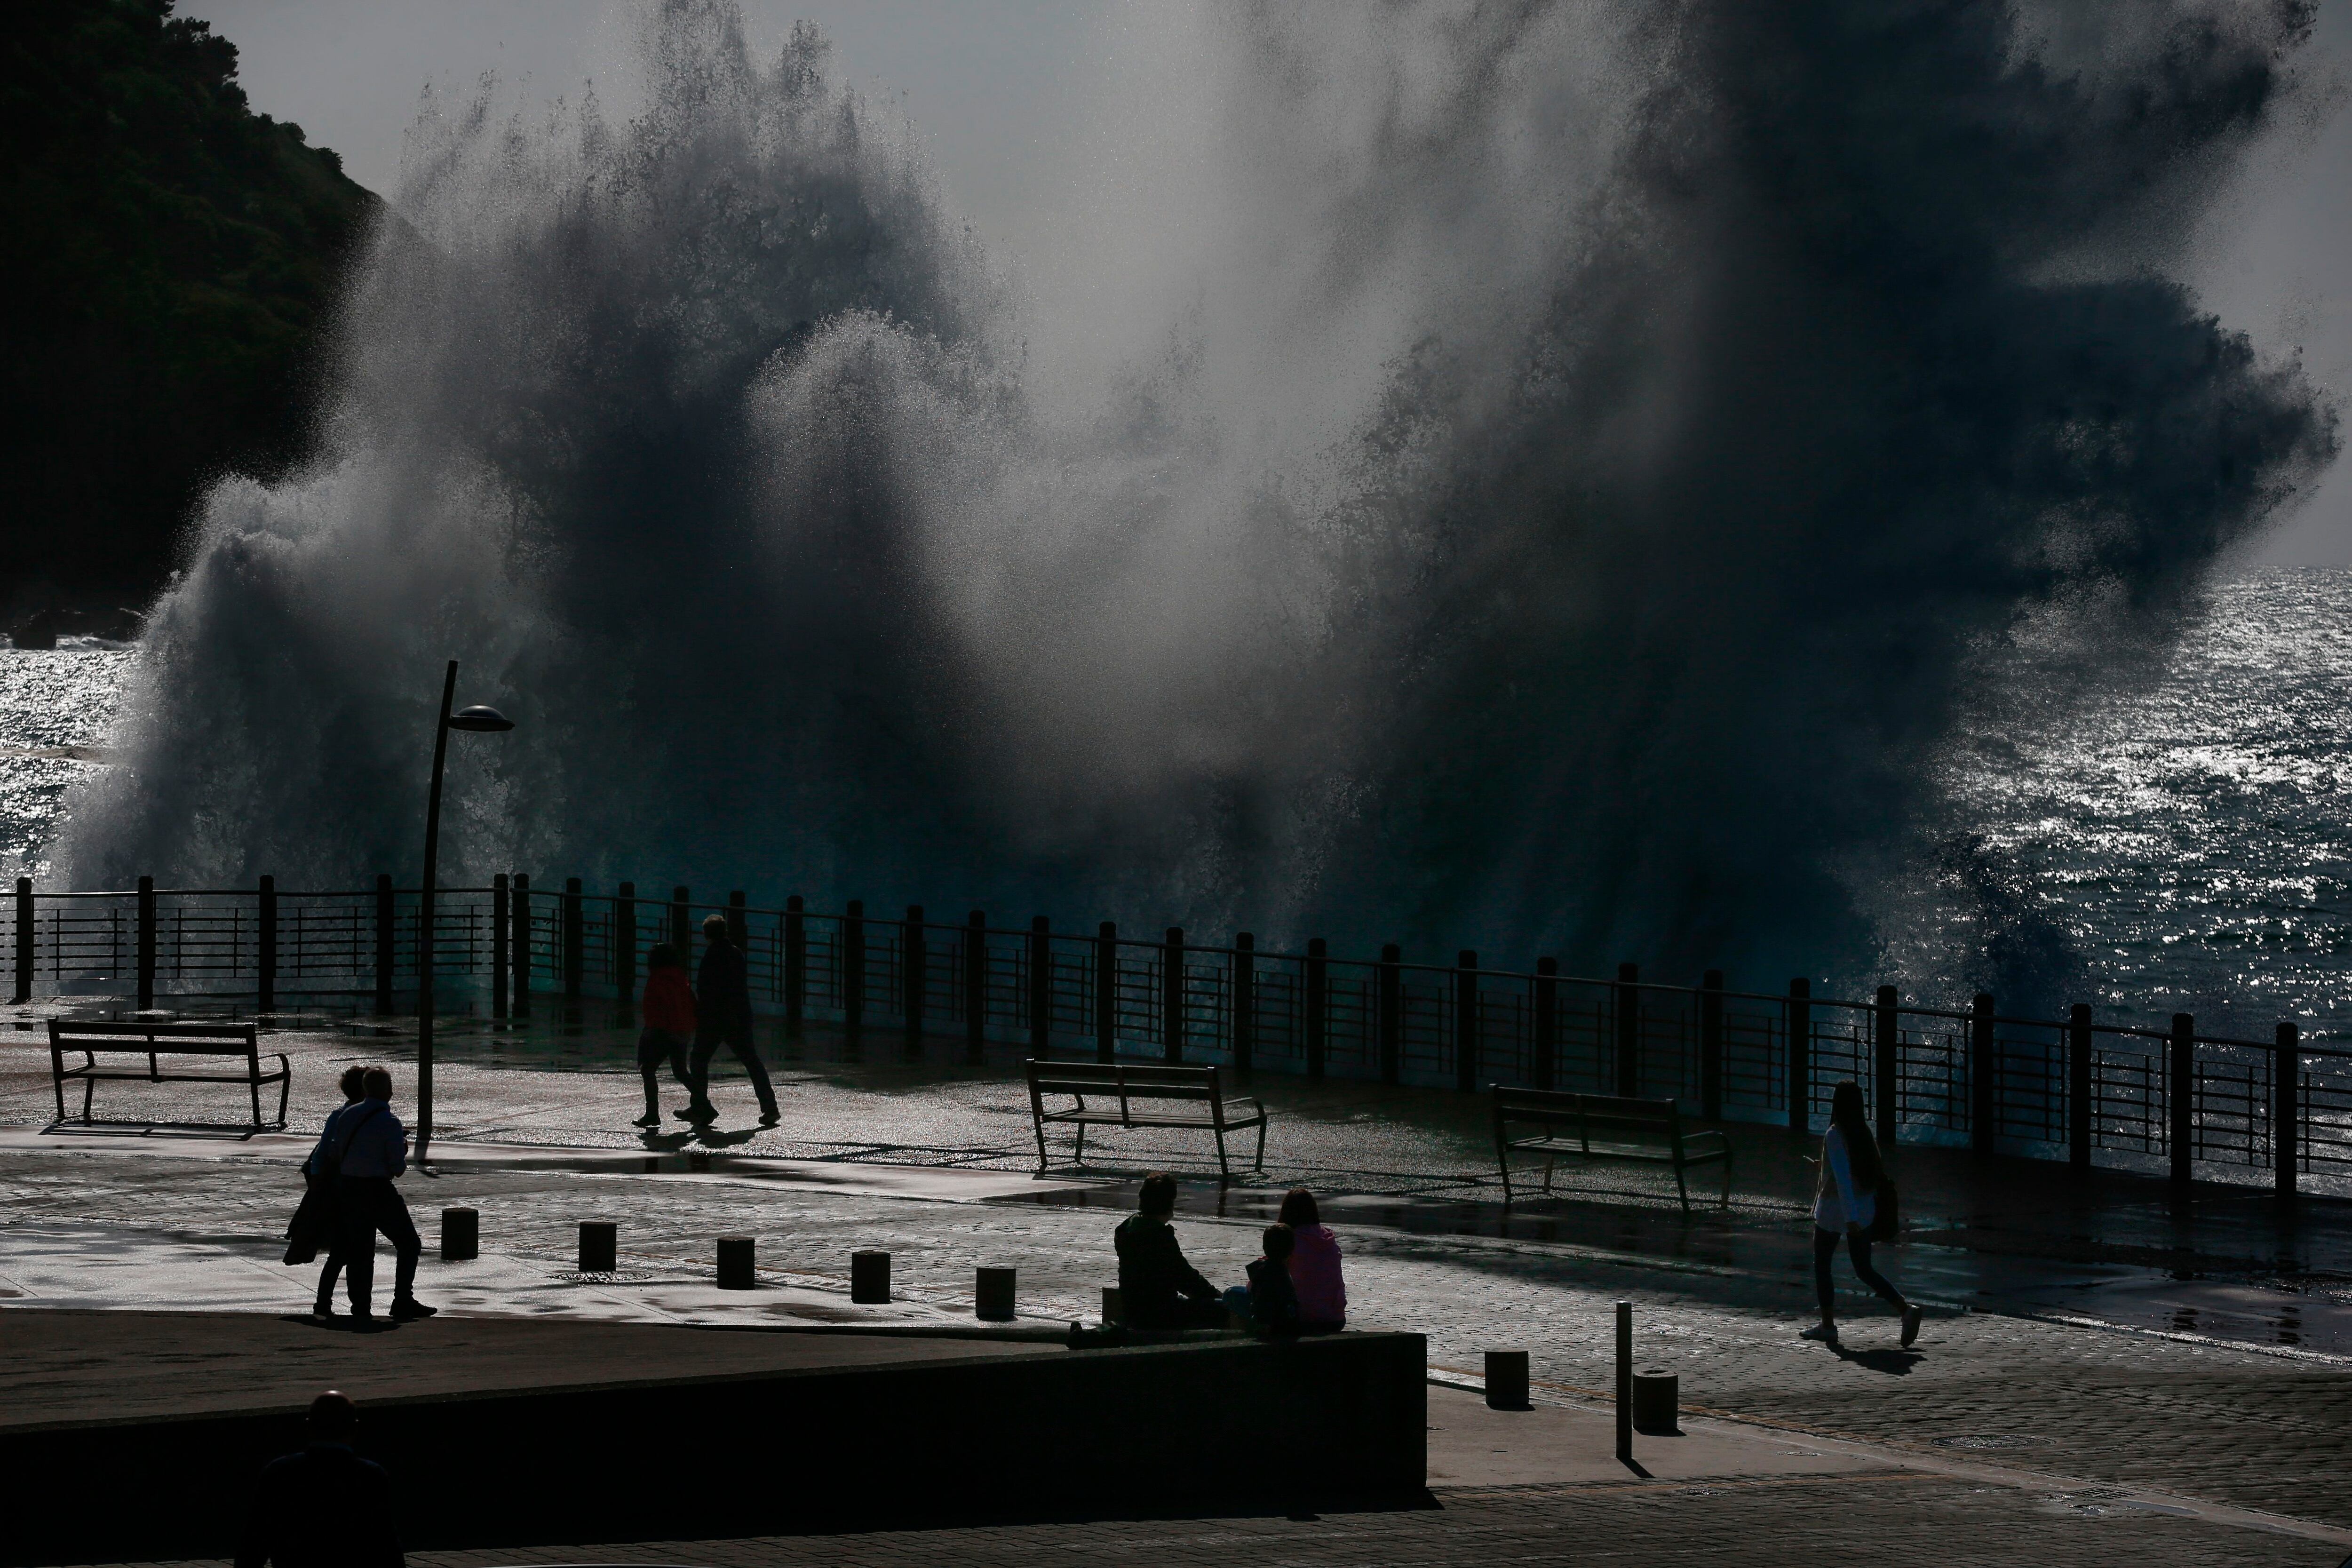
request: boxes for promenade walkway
[5,1011,2351,1560]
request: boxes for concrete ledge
[0,1313,1425,1564]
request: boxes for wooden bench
[48,1020,290,1131]
[1492,1086,1730,1210]
[1026,1060,1267,1178]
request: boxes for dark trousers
[690,1009,778,1116]
[314,1254,343,1309]
[637,1027,692,1115]
[1815,1226,1905,1320]
[336,1177,421,1312]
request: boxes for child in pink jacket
[1279,1188,1346,1332]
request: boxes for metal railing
[9,874,2349,1193]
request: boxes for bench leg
[1674,1162,1690,1213]
[251,1076,263,1129]
[1254,1118,1266,1170]
[1542,1154,1555,1195]
[277,1074,290,1130]
[82,1077,95,1122]
[1722,1151,1733,1209]
[1214,1126,1230,1181]
[1033,1116,1051,1174]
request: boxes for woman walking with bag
[1802,1079,1921,1349]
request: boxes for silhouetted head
[338,1066,367,1103]
[308,1391,357,1443]
[648,942,680,970]
[1262,1222,1294,1262]
[1830,1080,1867,1133]
[361,1067,393,1102]
[1277,1188,1319,1227]
[702,913,731,945]
[1137,1172,1178,1217]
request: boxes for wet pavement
[7,1006,2352,1547]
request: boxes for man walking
[683,912,780,1127]
[332,1067,436,1325]
[236,1390,402,1568]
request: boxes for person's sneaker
[674,1106,701,1122]
[1799,1321,1839,1343]
[311,1302,335,1320]
[632,1113,662,1128]
[389,1297,438,1321]
[349,1311,388,1332]
[757,1109,781,1127]
[1901,1304,1923,1348]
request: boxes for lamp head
[447,705,515,733]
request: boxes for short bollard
[716,1236,755,1290]
[440,1207,478,1262]
[975,1266,1017,1321]
[578,1221,617,1274]
[850,1249,891,1303]
[1100,1286,1124,1325]
[1484,1350,1530,1410]
[1632,1366,1679,1434]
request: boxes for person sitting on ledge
[1114,1171,1227,1329]
[1279,1188,1346,1333]
[1223,1222,1302,1338]
[236,1390,402,1568]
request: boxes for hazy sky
[183,0,2352,565]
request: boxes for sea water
[5,568,2350,1038]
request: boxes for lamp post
[416,659,514,1170]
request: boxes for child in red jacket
[636,942,697,1128]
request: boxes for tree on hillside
[0,0,376,621]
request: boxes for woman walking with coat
[1802,1080,1921,1348]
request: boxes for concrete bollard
[850,1249,890,1303]
[578,1221,617,1274]
[1100,1285,1124,1326]
[716,1236,755,1290]
[440,1207,478,1262]
[1632,1366,1678,1434]
[1614,1300,1633,1462]
[1484,1350,1530,1410]
[975,1266,1016,1321]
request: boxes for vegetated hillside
[1,0,375,623]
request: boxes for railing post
[904,905,926,1041]
[11,877,30,1005]
[1234,933,1256,1076]
[374,873,394,1015]
[1533,957,1558,1091]
[257,875,278,1014]
[1614,962,1639,1097]
[2169,1012,2194,1188]
[1700,970,1724,1120]
[1095,921,1117,1062]
[2275,1020,2298,1199]
[1454,949,1478,1092]
[844,900,866,1040]
[1378,943,1402,1085]
[510,873,530,1019]
[1028,916,1050,1058]
[964,910,986,1062]
[1873,985,1898,1148]
[1162,926,1186,1064]
[2067,1003,2093,1172]
[562,878,584,999]
[784,896,806,1037]
[1785,977,1810,1135]
[1305,938,1328,1080]
[491,873,509,1019]
[614,882,636,1022]
[669,886,691,954]
[1969,993,1995,1154]
[135,875,156,1011]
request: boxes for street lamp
[416,659,514,1170]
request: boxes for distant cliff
[1,0,376,620]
